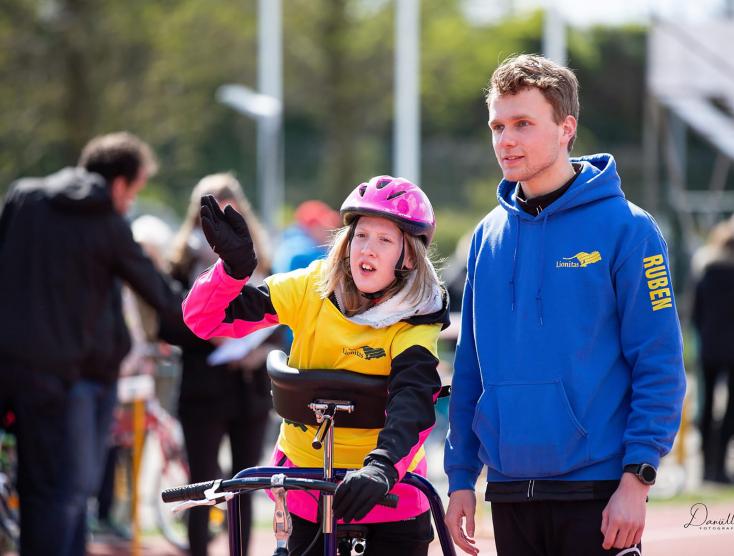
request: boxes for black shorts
[288,511,434,556]
[491,499,642,556]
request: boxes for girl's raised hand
[200,194,257,279]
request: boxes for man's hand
[601,473,649,550]
[332,457,397,523]
[445,489,479,555]
[200,194,257,279]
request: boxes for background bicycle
[103,343,227,552]
[0,412,19,553]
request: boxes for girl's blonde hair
[316,220,441,316]
[170,173,271,278]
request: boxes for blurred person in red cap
[272,200,341,274]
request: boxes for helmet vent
[358,184,368,196]
[386,190,405,200]
[376,178,391,189]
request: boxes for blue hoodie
[444,154,686,492]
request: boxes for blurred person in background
[0,132,182,556]
[691,218,734,484]
[80,281,130,543]
[272,199,340,274]
[444,55,686,555]
[443,230,472,313]
[168,173,278,556]
[272,200,340,352]
[92,213,178,539]
[126,214,177,359]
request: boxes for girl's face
[349,216,409,294]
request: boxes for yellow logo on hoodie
[555,251,602,268]
[643,254,673,311]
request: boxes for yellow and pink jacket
[183,259,449,523]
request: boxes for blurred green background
[0,0,702,260]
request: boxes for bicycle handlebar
[161,479,218,503]
[161,475,399,509]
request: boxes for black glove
[200,194,257,279]
[332,457,398,523]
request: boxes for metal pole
[542,5,566,67]
[394,0,420,183]
[130,399,144,556]
[258,0,283,234]
[321,417,334,534]
[643,94,660,214]
[322,418,337,555]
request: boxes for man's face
[488,87,575,187]
[111,170,147,215]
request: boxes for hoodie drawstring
[535,213,549,327]
[510,211,549,327]
[510,215,520,311]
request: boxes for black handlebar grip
[161,480,216,503]
[378,493,399,508]
[272,549,289,556]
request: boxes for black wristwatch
[624,463,657,485]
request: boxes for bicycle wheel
[154,453,228,550]
[0,493,20,553]
[0,431,19,552]
[154,449,191,551]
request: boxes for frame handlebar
[161,475,399,509]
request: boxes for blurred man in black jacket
[0,132,181,555]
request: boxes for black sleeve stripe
[222,283,277,324]
[368,345,441,465]
[405,287,451,330]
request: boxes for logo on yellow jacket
[342,346,387,360]
[556,251,602,268]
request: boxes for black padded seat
[266,350,388,429]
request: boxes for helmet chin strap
[346,217,412,302]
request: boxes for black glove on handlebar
[200,194,257,279]
[333,457,398,523]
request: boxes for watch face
[640,464,657,484]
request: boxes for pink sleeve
[182,259,279,339]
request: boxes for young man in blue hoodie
[443,54,686,555]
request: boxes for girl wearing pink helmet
[182,175,449,555]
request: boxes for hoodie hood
[497,153,624,219]
[45,167,114,213]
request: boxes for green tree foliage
[421,3,542,218]
[0,1,649,251]
[0,0,258,212]
[282,0,394,204]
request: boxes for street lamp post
[394,0,420,184]
[257,0,283,234]
[216,0,283,236]
[216,84,283,234]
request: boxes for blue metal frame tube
[227,468,456,556]
[227,493,243,555]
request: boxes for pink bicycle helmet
[340,175,436,245]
